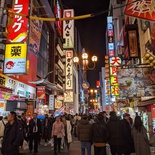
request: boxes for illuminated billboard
[7,0,30,43]
[4,43,27,74]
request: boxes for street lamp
[73,49,98,70]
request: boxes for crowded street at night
[1,0,155,155]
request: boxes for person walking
[0,116,7,138]
[131,115,151,155]
[28,113,42,154]
[1,111,24,155]
[76,114,92,155]
[19,112,28,149]
[107,111,128,155]
[52,116,64,154]
[42,114,52,146]
[91,113,109,155]
[61,115,72,152]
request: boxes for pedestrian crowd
[0,111,152,155]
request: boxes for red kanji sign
[110,57,121,66]
[124,0,155,21]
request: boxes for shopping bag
[23,140,29,150]
[106,144,111,155]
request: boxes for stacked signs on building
[4,0,30,74]
[104,56,110,105]
[107,16,121,98]
[64,50,73,103]
[63,9,74,49]
[63,9,74,104]
[110,57,121,96]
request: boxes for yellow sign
[111,85,119,96]
[0,74,7,86]
[5,44,27,59]
[110,76,118,86]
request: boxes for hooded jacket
[76,119,92,142]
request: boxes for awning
[0,84,13,93]
[41,80,64,92]
[138,99,155,107]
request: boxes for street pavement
[21,137,84,155]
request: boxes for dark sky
[61,0,110,87]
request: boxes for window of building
[37,22,50,79]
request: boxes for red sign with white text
[124,0,155,21]
[7,0,29,43]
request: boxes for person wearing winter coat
[76,114,92,155]
[131,116,151,155]
[42,114,52,146]
[1,111,23,155]
[61,116,72,152]
[91,113,109,155]
[107,111,129,155]
[52,116,64,154]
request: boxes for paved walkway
[21,137,84,155]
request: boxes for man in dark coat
[91,113,109,155]
[28,113,42,154]
[76,114,92,155]
[1,111,23,155]
[107,111,129,155]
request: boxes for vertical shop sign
[49,95,54,110]
[63,9,74,49]
[65,50,73,90]
[7,0,30,43]
[37,86,46,102]
[64,91,73,102]
[54,0,62,36]
[126,26,139,58]
[29,0,43,55]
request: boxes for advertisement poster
[29,0,43,55]
[55,99,62,109]
[118,68,155,98]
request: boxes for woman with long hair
[131,116,151,155]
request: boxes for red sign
[37,86,46,102]
[7,0,29,43]
[108,50,115,57]
[124,0,155,21]
[54,0,62,36]
[107,30,114,36]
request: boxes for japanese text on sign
[63,10,74,49]
[65,51,73,90]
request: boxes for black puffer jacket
[107,116,127,146]
[76,119,92,142]
[91,121,109,143]
[1,120,23,154]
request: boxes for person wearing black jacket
[107,111,129,155]
[28,113,42,154]
[91,113,109,155]
[1,111,24,155]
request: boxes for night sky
[61,0,110,87]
